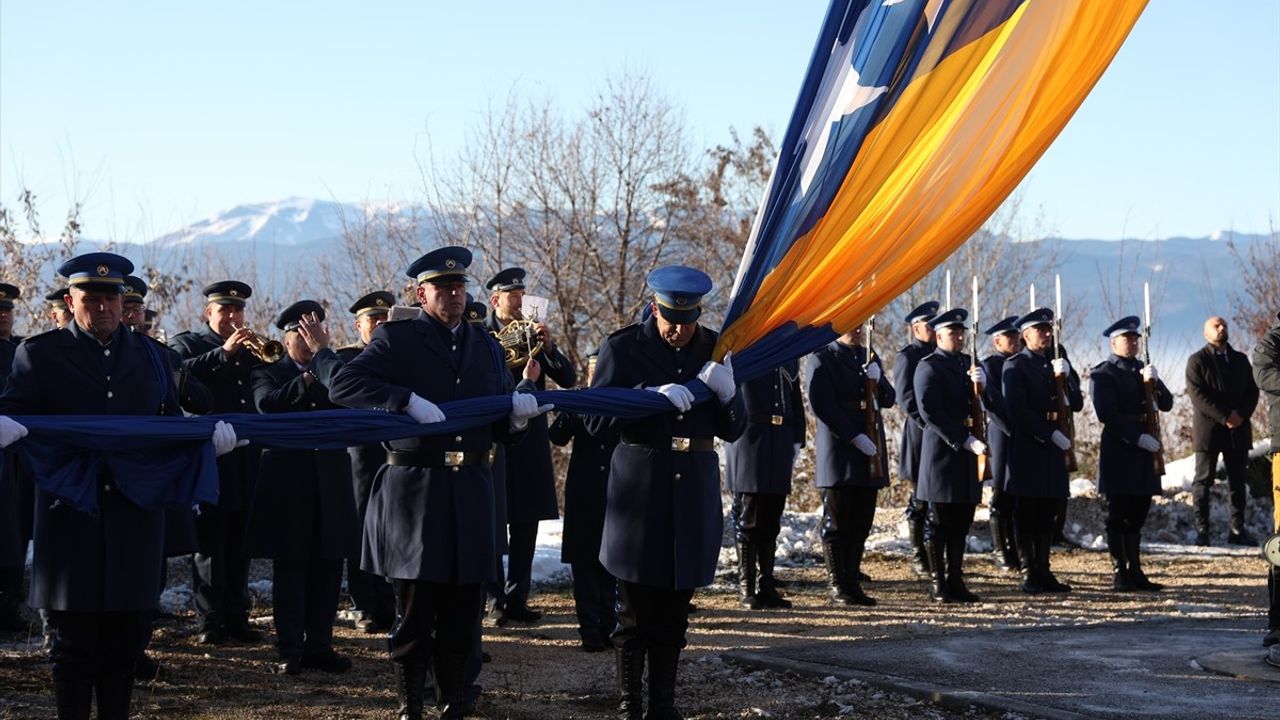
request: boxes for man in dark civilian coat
[328,247,549,720]
[548,351,618,651]
[168,280,265,645]
[483,267,576,623]
[807,324,895,606]
[724,358,805,610]
[247,301,360,675]
[914,309,986,603]
[893,301,939,576]
[1002,308,1083,595]
[1185,316,1260,546]
[587,265,744,720]
[980,316,1023,571]
[0,252,242,720]
[336,290,397,632]
[1090,316,1173,592]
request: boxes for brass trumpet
[234,325,285,363]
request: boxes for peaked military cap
[1102,315,1141,338]
[485,267,526,293]
[144,308,159,321]
[407,246,471,284]
[464,292,488,325]
[647,265,712,324]
[44,287,69,308]
[202,280,253,306]
[928,307,968,329]
[275,300,326,331]
[904,300,940,325]
[1015,307,1055,331]
[984,315,1020,336]
[348,290,394,317]
[123,275,148,303]
[0,282,19,309]
[58,252,133,292]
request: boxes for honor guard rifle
[971,276,991,481]
[1052,275,1079,472]
[1142,282,1166,476]
[865,315,887,480]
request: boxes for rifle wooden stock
[865,355,886,480]
[1142,378,1166,476]
[971,376,992,481]
[1054,373,1078,472]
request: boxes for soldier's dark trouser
[48,609,151,720]
[927,503,976,578]
[732,492,787,595]
[272,555,342,661]
[1104,494,1151,535]
[0,566,24,630]
[191,510,252,632]
[1270,565,1280,632]
[613,581,694,717]
[504,521,539,609]
[1192,448,1250,533]
[347,558,395,625]
[1051,497,1069,541]
[820,487,878,562]
[571,558,618,645]
[391,580,481,710]
[989,483,1018,558]
[905,485,930,569]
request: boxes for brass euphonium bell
[235,325,285,363]
[491,318,544,369]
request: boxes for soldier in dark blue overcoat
[587,266,744,720]
[892,301,939,576]
[483,267,576,624]
[0,334,21,633]
[328,247,548,720]
[335,291,397,633]
[980,316,1023,571]
[169,280,265,644]
[247,301,361,675]
[724,358,804,610]
[1090,316,1173,592]
[1001,308,1083,595]
[807,325,895,606]
[914,309,987,603]
[548,351,618,651]
[0,253,242,720]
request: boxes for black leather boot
[646,645,683,720]
[909,512,931,577]
[1125,533,1163,591]
[1038,531,1072,593]
[52,669,93,720]
[823,542,856,605]
[736,540,761,609]
[946,533,980,603]
[990,513,1020,571]
[1107,529,1136,592]
[1018,531,1045,595]
[94,667,136,720]
[843,542,876,606]
[928,538,954,603]
[394,661,427,720]
[616,647,645,720]
[435,653,468,720]
[755,542,791,609]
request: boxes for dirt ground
[0,548,1271,720]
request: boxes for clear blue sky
[2,1,1277,241]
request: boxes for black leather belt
[749,413,788,426]
[620,437,715,453]
[386,449,487,468]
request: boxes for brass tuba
[491,318,544,369]
[234,325,285,363]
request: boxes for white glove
[0,416,28,448]
[963,435,988,456]
[405,393,446,424]
[1050,430,1072,451]
[1136,433,1161,453]
[211,420,248,457]
[864,361,882,382]
[1051,358,1070,376]
[968,366,986,387]
[1140,365,1158,382]
[698,352,736,404]
[852,434,878,456]
[510,391,554,430]
[647,383,695,413]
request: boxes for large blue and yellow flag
[719,0,1147,379]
